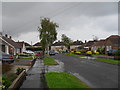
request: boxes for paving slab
[20,59,45,89]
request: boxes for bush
[95,52,99,55]
[114,50,120,56]
[86,51,92,55]
[7,73,18,82]
[2,73,18,89]
[16,68,25,75]
[71,51,74,53]
[2,75,12,89]
[75,51,81,55]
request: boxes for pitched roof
[2,36,21,48]
[52,42,64,46]
[25,42,31,46]
[93,40,106,46]
[83,41,96,47]
[72,40,83,45]
[106,35,120,46]
[16,42,24,48]
[33,42,41,46]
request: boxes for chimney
[0,32,2,37]
[9,36,12,39]
[85,40,87,43]
[5,34,8,38]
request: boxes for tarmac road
[52,54,119,88]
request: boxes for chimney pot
[5,34,8,37]
[9,36,12,39]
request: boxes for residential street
[51,54,118,88]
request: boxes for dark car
[49,50,55,55]
[0,51,15,64]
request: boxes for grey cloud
[2,2,118,43]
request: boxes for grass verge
[43,56,58,65]
[66,53,85,57]
[18,56,33,59]
[91,58,120,65]
[45,72,89,88]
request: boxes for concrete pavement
[20,59,47,89]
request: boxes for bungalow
[33,42,41,48]
[91,35,120,54]
[70,40,83,51]
[1,34,21,55]
[91,40,106,53]
[51,41,67,51]
[16,41,26,54]
[25,42,31,48]
[82,40,97,51]
[105,35,120,54]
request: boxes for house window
[106,46,112,51]
[2,45,5,52]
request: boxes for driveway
[52,54,118,88]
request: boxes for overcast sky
[2,2,118,45]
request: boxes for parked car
[49,50,56,55]
[23,50,35,55]
[0,51,15,64]
[35,51,43,59]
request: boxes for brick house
[91,40,106,53]
[105,35,120,54]
[92,35,120,54]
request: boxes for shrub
[95,52,99,55]
[7,73,18,82]
[71,51,74,53]
[86,51,92,55]
[2,76,12,89]
[16,68,25,75]
[114,50,120,56]
[75,51,81,54]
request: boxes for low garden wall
[8,70,26,90]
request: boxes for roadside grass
[44,54,50,57]
[45,72,89,88]
[18,56,33,59]
[93,54,105,56]
[43,56,58,65]
[91,58,120,65]
[65,53,85,57]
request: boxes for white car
[24,50,35,55]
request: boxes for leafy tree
[61,34,72,52]
[38,18,58,55]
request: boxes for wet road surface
[52,54,119,88]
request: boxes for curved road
[52,54,118,88]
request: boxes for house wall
[70,45,81,51]
[8,45,14,55]
[22,43,26,53]
[51,46,67,51]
